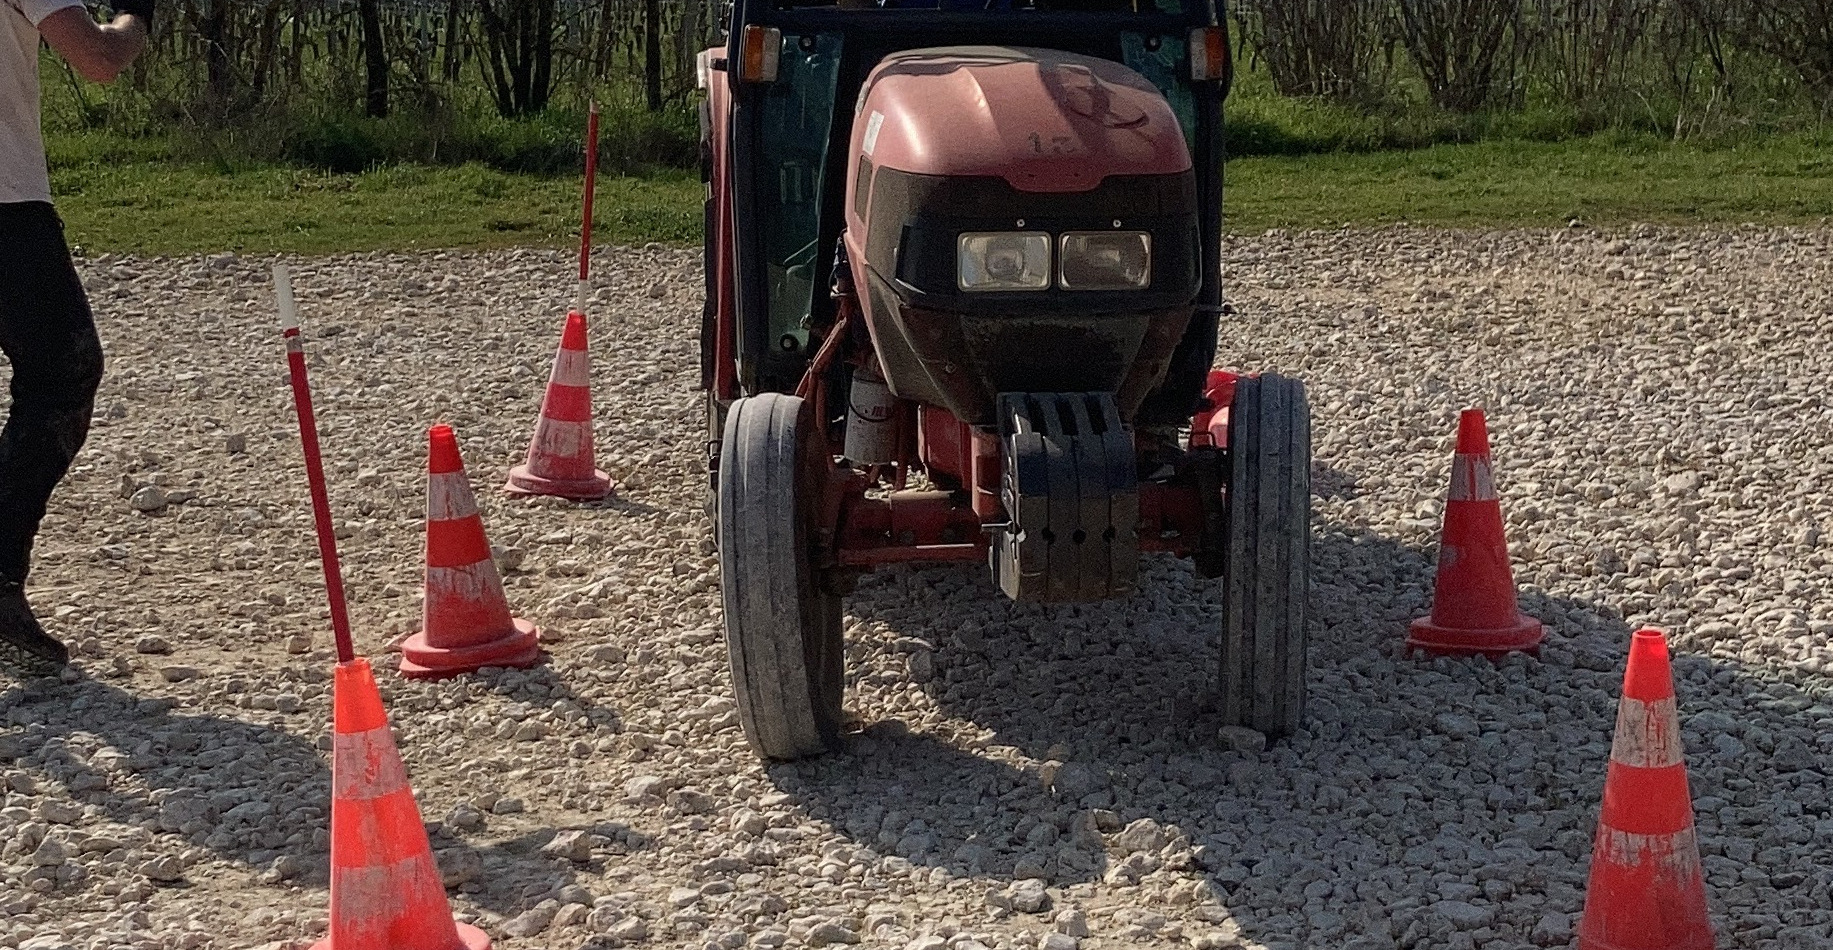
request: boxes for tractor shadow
[781,519,1833,945]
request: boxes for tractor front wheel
[717,392,845,759]
[1219,373,1312,740]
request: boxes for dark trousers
[0,201,104,585]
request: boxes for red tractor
[699,0,1310,759]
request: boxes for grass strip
[52,135,1833,256]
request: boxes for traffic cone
[1577,628,1713,950]
[505,311,613,500]
[1408,408,1544,657]
[310,658,493,950]
[400,425,542,679]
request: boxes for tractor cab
[699,0,1314,762]
[698,0,1231,401]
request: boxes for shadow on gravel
[465,661,627,735]
[0,665,643,917]
[1311,462,1362,502]
[434,822,645,917]
[0,671,330,877]
[768,728,1110,886]
[580,494,664,518]
[781,518,1833,948]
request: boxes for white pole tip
[274,264,299,331]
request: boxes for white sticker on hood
[862,111,885,158]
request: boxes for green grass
[1223,133,1833,232]
[53,132,1833,256]
[52,160,700,255]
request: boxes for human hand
[111,0,154,32]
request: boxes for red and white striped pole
[276,264,356,664]
[575,101,600,315]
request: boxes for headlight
[958,232,1051,292]
[1059,231,1151,290]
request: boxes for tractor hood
[839,48,1202,427]
[852,46,1191,193]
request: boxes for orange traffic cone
[1408,408,1544,657]
[310,658,493,950]
[505,311,613,500]
[400,425,542,679]
[1578,628,1713,950]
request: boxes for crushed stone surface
[1,227,1830,949]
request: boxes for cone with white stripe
[400,425,542,679]
[1578,628,1713,950]
[1408,408,1544,657]
[505,310,613,500]
[309,658,492,950]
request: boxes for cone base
[399,618,543,679]
[1407,612,1544,658]
[504,464,613,501]
[1577,929,1713,950]
[309,921,494,950]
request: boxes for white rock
[1005,878,1050,914]
[1431,900,1496,929]
[31,837,67,866]
[807,921,859,946]
[608,917,648,942]
[1112,818,1168,855]
[502,900,559,937]
[1531,911,1572,945]
[1216,725,1267,753]
[541,830,593,863]
[435,848,482,887]
[138,855,183,882]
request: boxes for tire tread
[718,393,843,760]
[1220,373,1311,739]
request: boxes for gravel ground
[1,227,1830,950]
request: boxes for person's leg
[0,201,106,665]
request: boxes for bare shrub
[478,0,559,117]
[1396,0,1532,112]
[1531,0,1657,108]
[1234,0,1397,103]
[1733,0,1833,106]
[1669,0,1735,93]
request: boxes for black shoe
[0,582,68,667]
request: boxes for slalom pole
[276,264,356,664]
[575,100,600,315]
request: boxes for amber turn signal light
[1188,26,1230,89]
[739,26,781,83]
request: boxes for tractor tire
[1219,373,1312,740]
[717,392,845,760]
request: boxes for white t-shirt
[2,0,83,204]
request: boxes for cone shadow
[427,821,646,917]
